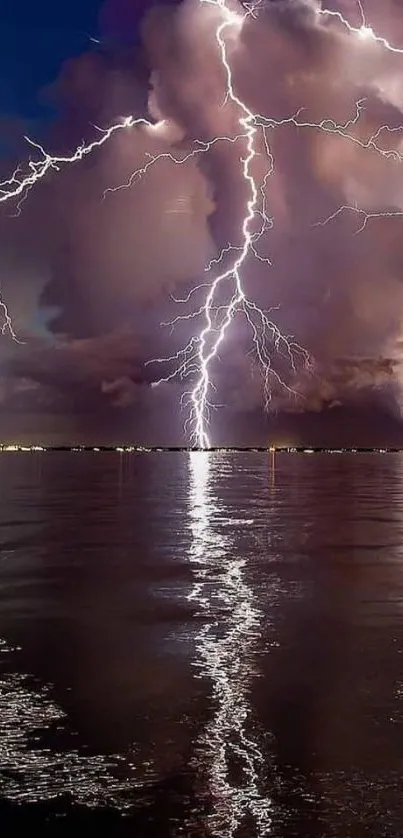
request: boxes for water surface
[0,451,403,836]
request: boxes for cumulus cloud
[2,0,403,439]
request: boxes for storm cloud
[2,0,403,442]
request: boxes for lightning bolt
[1,0,403,443]
[0,118,164,213]
[313,1,403,233]
[149,0,312,448]
[148,0,403,448]
[0,291,23,343]
[0,117,166,347]
[318,0,403,54]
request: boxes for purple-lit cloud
[2,0,403,442]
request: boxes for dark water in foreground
[1,451,403,836]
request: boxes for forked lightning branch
[0,0,402,446]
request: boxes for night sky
[1,0,403,446]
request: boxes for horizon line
[0,445,401,453]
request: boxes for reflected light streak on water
[0,642,138,807]
[187,452,272,836]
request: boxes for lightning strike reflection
[188,452,271,836]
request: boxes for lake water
[1,451,403,836]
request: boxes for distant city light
[0,445,398,454]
